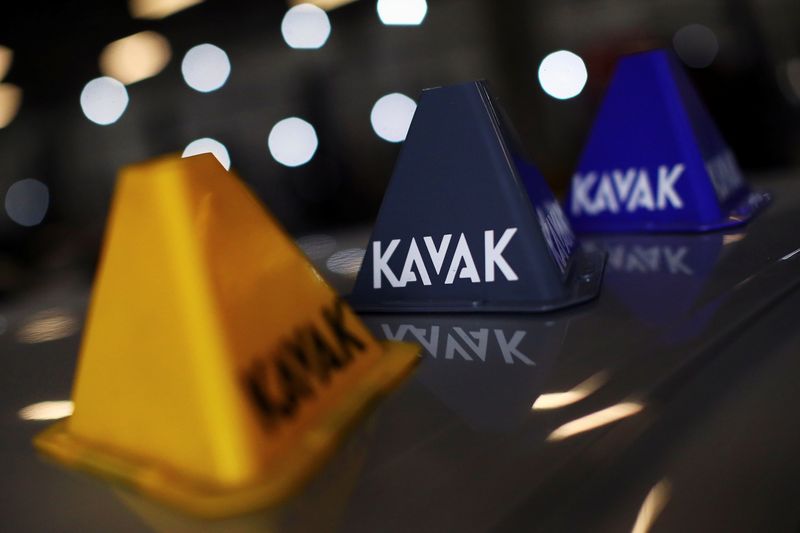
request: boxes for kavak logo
[570,164,685,216]
[380,323,535,365]
[607,244,692,275]
[372,228,518,289]
[244,298,368,429]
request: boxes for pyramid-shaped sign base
[34,154,418,518]
[349,80,605,313]
[567,49,769,233]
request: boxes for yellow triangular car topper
[34,153,418,517]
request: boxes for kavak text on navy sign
[349,80,604,312]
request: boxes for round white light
[80,76,129,125]
[268,117,319,167]
[182,137,231,170]
[5,179,49,227]
[281,4,331,50]
[181,43,231,93]
[673,24,719,69]
[370,92,417,143]
[377,0,427,25]
[297,234,337,260]
[326,248,365,277]
[537,50,588,100]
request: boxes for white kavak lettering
[607,244,693,275]
[371,228,518,289]
[571,163,685,216]
[381,324,535,365]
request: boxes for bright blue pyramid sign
[567,49,769,233]
[349,80,605,312]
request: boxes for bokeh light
[16,308,78,343]
[268,117,319,167]
[326,248,365,277]
[18,400,74,421]
[100,31,171,85]
[281,4,331,49]
[182,137,231,170]
[538,50,588,100]
[0,83,21,128]
[377,0,427,25]
[129,0,204,19]
[297,234,337,260]
[181,43,231,93]
[5,179,49,227]
[673,24,719,69]
[370,92,417,142]
[0,45,13,81]
[80,77,129,125]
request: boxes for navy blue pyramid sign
[567,49,770,233]
[349,80,605,312]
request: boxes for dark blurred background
[0,0,798,292]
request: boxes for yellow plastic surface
[34,153,418,517]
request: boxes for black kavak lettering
[275,354,314,417]
[286,328,333,385]
[245,298,367,430]
[311,327,347,369]
[244,360,281,430]
[323,298,366,362]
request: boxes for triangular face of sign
[33,154,419,518]
[350,80,605,312]
[567,49,770,233]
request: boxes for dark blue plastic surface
[349,80,605,312]
[567,49,770,233]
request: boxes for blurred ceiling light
[326,248,365,277]
[182,137,231,170]
[281,4,331,49]
[786,58,800,101]
[297,234,337,260]
[289,0,356,10]
[268,117,319,167]
[18,400,74,421]
[17,308,78,343]
[370,92,417,142]
[631,480,671,533]
[377,0,427,25]
[0,83,21,128]
[532,371,609,410]
[722,232,745,245]
[5,179,49,227]
[129,0,204,19]
[181,43,231,93]
[546,401,644,442]
[673,24,719,69]
[0,45,13,81]
[538,50,588,100]
[100,31,171,85]
[80,76,129,125]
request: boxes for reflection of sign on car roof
[364,314,567,432]
[583,233,725,332]
[349,80,604,313]
[568,49,769,233]
[34,154,418,518]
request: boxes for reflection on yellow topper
[34,153,418,518]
